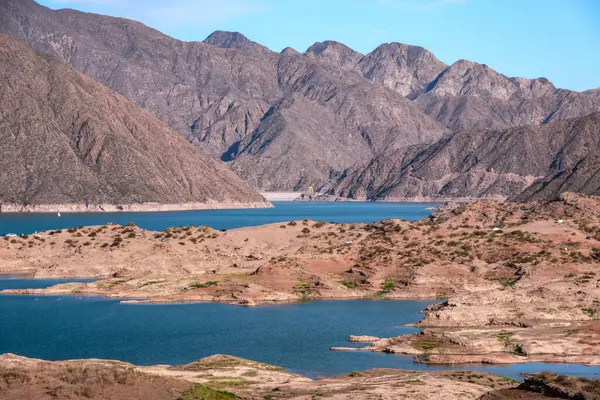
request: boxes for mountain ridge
[1,0,599,199]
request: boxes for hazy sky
[37,0,600,92]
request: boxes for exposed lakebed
[1,279,599,380]
[0,201,438,236]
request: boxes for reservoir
[0,279,598,380]
[0,201,438,236]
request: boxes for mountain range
[1,0,599,201]
[0,34,267,209]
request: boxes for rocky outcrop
[480,373,600,399]
[0,35,268,209]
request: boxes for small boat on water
[424,207,438,211]
[57,212,61,217]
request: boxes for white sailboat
[57,212,61,217]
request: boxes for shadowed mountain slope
[332,113,600,200]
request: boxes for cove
[0,289,599,380]
[0,201,438,236]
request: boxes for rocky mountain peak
[280,46,299,56]
[426,59,558,101]
[203,30,265,52]
[304,40,363,70]
[357,42,447,98]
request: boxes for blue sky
[38,0,600,92]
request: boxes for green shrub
[341,281,358,289]
[189,281,218,289]
[377,279,395,296]
[293,283,312,300]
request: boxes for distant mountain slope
[1,0,599,195]
[332,112,600,200]
[514,148,600,202]
[0,35,267,209]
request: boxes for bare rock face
[425,60,553,100]
[228,94,373,190]
[1,0,599,196]
[357,42,448,98]
[0,35,267,208]
[333,112,600,200]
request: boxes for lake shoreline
[0,201,437,237]
[0,201,273,213]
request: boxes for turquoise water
[0,277,96,290]
[0,279,599,380]
[0,201,438,236]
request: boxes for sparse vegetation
[582,308,597,319]
[189,281,218,290]
[293,282,312,300]
[177,384,236,400]
[376,279,395,296]
[341,281,358,289]
[138,280,164,288]
[413,337,443,353]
